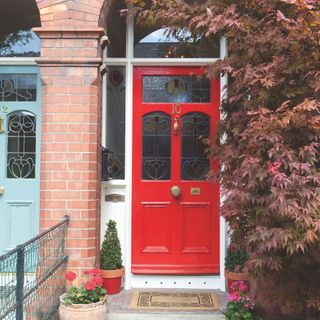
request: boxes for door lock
[171,185,181,198]
[0,186,4,195]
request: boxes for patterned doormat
[131,291,219,310]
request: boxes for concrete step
[107,312,225,320]
[106,290,227,320]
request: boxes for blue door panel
[0,66,41,254]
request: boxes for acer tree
[130,0,320,318]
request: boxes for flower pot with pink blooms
[224,246,250,293]
[224,281,261,320]
[100,220,124,295]
[59,269,107,320]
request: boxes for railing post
[16,245,25,320]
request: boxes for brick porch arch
[33,0,116,274]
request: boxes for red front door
[132,67,220,274]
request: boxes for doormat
[131,291,219,310]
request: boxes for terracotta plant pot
[224,270,250,293]
[102,266,125,295]
[59,294,107,320]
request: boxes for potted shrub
[100,220,124,294]
[224,246,250,293]
[59,269,107,320]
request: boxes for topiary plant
[225,247,248,273]
[100,220,123,270]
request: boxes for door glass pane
[181,112,210,180]
[0,74,37,101]
[142,112,171,180]
[0,30,40,57]
[143,76,210,103]
[106,66,126,179]
[7,111,36,179]
[134,26,220,58]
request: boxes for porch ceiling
[0,0,41,37]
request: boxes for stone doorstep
[106,289,227,320]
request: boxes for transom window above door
[104,0,220,60]
[134,27,220,59]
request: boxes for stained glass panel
[106,66,126,179]
[0,74,37,102]
[181,112,210,180]
[143,76,210,103]
[7,111,36,179]
[142,112,171,180]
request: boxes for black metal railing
[0,215,70,320]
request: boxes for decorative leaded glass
[142,112,171,180]
[143,76,210,103]
[0,74,37,102]
[106,66,126,179]
[181,112,210,180]
[7,111,36,179]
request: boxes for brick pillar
[33,27,104,273]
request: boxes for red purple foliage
[130,0,320,318]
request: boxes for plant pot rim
[224,270,250,281]
[59,293,107,309]
[101,266,125,279]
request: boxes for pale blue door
[0,66,41,254]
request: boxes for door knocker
[174,116,179,135]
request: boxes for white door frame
[101,16,228,291]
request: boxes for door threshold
[128,275,222,290]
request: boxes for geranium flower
[66,271,76,282]
[84,268,104,277]
[84,280,96,291]
[92,275,103,287]
[63,269,106,305]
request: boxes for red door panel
[132,67,220,274]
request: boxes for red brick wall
[33,0,112,275]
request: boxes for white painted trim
[0,58,37,66]
[130,275,221,290]
[102,180,128,188]
[124,66,134,290]
[102,73,107,147]
[105,58,219,66]
[123,14,134,290]
[219,37,228,292]
[130,58,219,66]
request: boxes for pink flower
[84,268,103,277]
[84,280,96,291]
[231,281,249,293]
[66,271,76,282]
[92,275,103,287]
[229,292,241,302]
[239,281,249,292]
